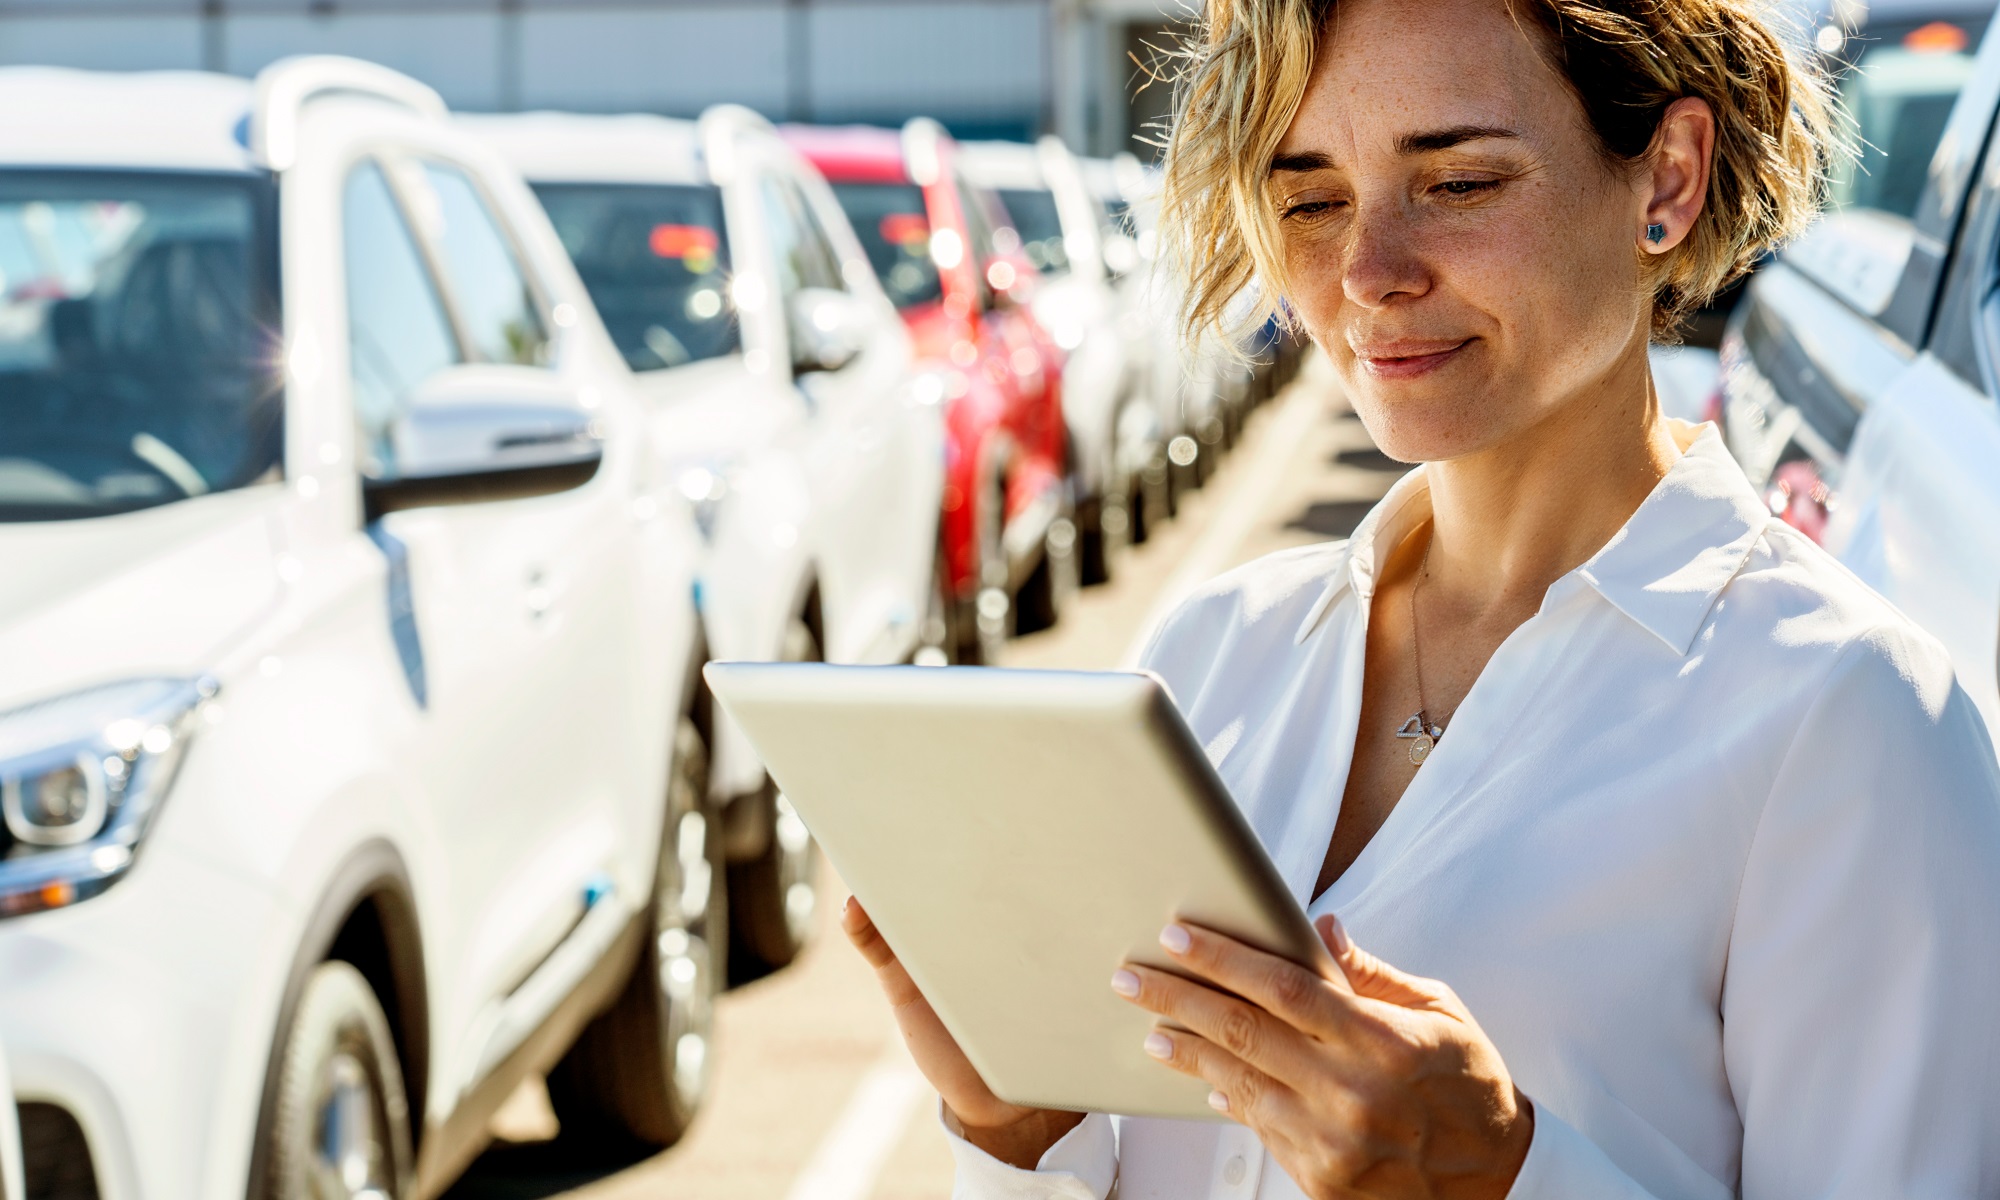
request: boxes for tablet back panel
[705,662,1328,1121]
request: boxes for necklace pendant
[1395,712,1436,767]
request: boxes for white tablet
[703,662,1330,1121]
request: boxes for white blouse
[944,423,2000,1199]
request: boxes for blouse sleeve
[942,1109,1118,1200]
[1722,630,2000,1196]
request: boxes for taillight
[1765,459,1835,545]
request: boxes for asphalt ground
[444,349,1403,1200]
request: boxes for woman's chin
[1348,400,1502,467]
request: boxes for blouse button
[1222,1154,1248,1186]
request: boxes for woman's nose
[1341,209,1431,310]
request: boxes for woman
[843,0,2000,1195]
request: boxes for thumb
[1315,913,1448,1010]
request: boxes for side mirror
[363,365,603,518]
[788,287,868,376]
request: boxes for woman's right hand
[841,896,1086,1168]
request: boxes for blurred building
[0,0,1192,156]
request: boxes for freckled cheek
[1280,237,1350,346]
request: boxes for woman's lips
[1356,339,1472,380]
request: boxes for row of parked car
[0,53,1293,1200]
[1712,4,2000,747]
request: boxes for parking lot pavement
[445,352,1404,1200]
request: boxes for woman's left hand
[1113,915,1533,1200]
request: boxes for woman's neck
[1418,334,1681,611]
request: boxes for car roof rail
[251,55,447,171]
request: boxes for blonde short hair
[1159,0,1840,344]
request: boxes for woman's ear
[1639,97,1715,255]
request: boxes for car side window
[416,162,550,366]
[343,160,461,480]
[759,176,844,300]
[789,186,850,292]
[954,177,999,310]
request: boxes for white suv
[466,108,946,973]
[0,58,728,1197]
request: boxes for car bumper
[0,840,293,1200]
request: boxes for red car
[786,118,1073,663]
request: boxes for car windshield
[830,182,944,311]
[1830,35,1982,217]
[0,171,282,522]
[997,187,1069,275]
[532,182,740,371]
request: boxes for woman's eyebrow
[1269,126,1521,176]
[1270,150,1337,175]
[1393,125,1521,155]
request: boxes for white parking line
[782,1049,932,1200]
[1121,374,1327,667]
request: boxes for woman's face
[1274,0,1652,462]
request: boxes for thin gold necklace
[1395,532,1448,767]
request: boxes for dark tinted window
[345,161,459,479]
[420,162,548,366]
[760,175,844,300]
[535,182,738,371]
[998,187,1068,274]
[830,182,942,310]
[0,170,281,521]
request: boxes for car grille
[19,1103,99,1200]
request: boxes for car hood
[0,487,284,710]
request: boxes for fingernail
[1143,1032,1174,1059]
[1110,969,1140,997]
[1207,1090,1229,1113]
[1328,914,1352,955]
[1159,924,1191,954]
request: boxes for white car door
[750,159,931,663]
[341,154,636,1070]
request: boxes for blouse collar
[1293,421,1770,656]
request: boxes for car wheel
[959,471,1012,665]
[1014,489,1078,636]
[1077,484,1123,587]
[266,961,414,1200]
[549,715,724,1149]
[728,618,823,975]
[916,549,960,665]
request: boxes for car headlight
[0,677,211,918]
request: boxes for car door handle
[525,568,555,621]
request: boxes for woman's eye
[1282,200,1338,220]
[1435,179,1499,198]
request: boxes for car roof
[781,123,910,184]
[955,140,1047,191]
[0,68,258,173]
[458,111,708,186]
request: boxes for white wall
[518,6,789,115]
[223,11,506,109]
[0,16,203,71]
[0,1,1049,137]
[806,1,1044,125]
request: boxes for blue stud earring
[1646,222,1667,244]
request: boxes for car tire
[917,549,961,665]
[728,617,823,976]
[266,961,414,1200]
[1077,483,1123,587]
[549,715,726,1149]
[959,470,1012,665]
[1014,489,1078,636]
